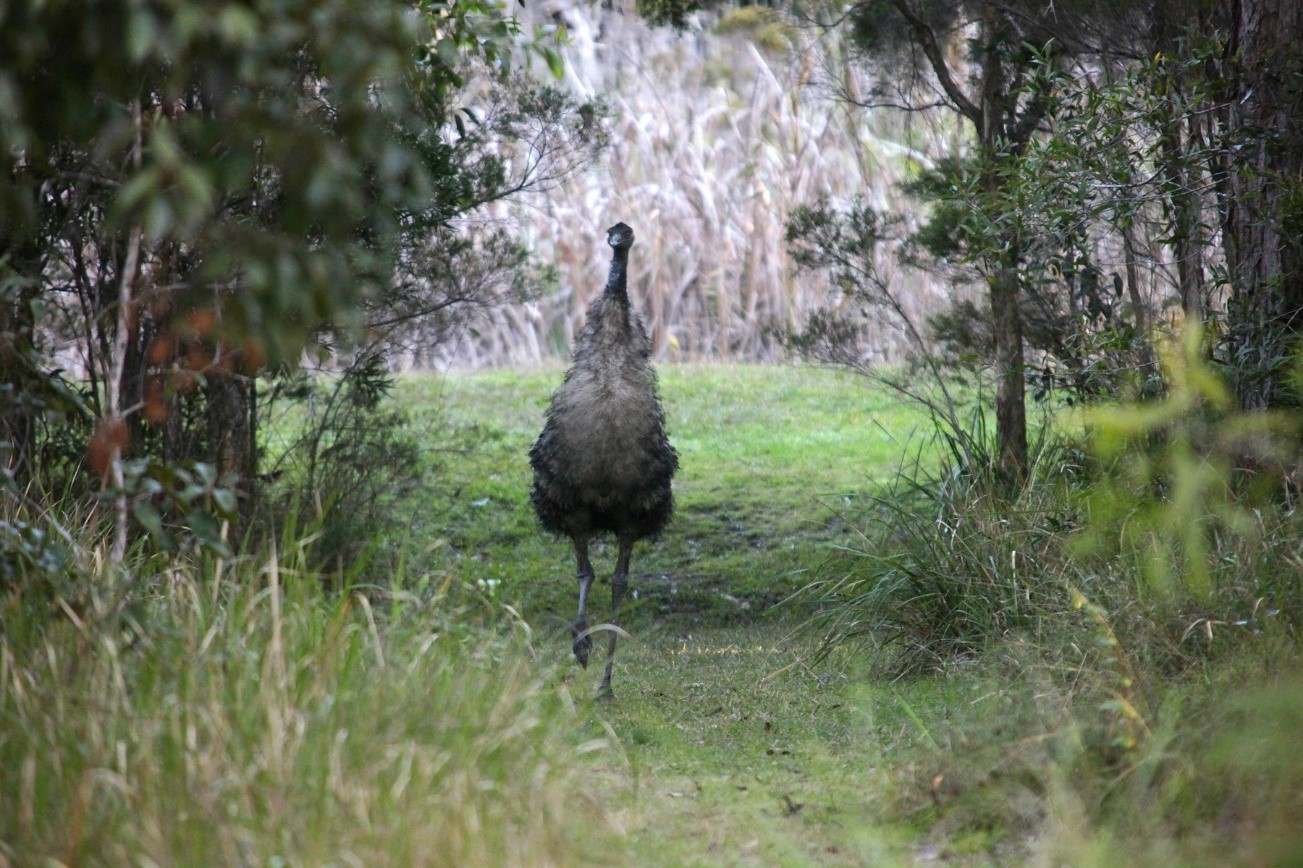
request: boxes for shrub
[261,354,424,579]
[796,327,1303,860]
[799,431,1085,675]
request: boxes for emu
[529,222,678,699]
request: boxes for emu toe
[571,620,592,668]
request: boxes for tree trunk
[979,2,1029,483]
[205,363,256,498]
[891,0,1045,482]
[0,244,41,484]
[1221,0,1303,409]
[1153,2,1207,323]
[1121,224,1148,334]
[989,264,1028,479]
[1157,110,1206,324]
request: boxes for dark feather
[529,224,678,543]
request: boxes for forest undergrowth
[3,364,1300,865]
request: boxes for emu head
[607,222,635,251]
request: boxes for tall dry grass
[427,1,956,367]
[424,2,1229,375]
[0,551,619,865]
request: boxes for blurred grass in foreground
[0,552,618,865]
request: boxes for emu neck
[604,248,630,308]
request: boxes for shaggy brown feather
[529,224,678,542]
[528,222,678,697]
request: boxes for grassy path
[397,365,960,863]
[398,364,930,623]
[586,622,962,865]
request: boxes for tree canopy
[1,0,603,564]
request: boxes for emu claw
[571,620,592,668]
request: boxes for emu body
[529,222,677,699]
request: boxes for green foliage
[845,0,958,63]
[634,0,724,28]
[1006,42,1225,259]
[4,0,471,358]
[2,364,1300,863]
[900,156,976,265]
[798,432,1082,675]
[0,516,75,596]
[1081,326,1299,599]
[714,6,795,52]
[787,198,894,279]
[783,362,1300,861]
[786,198,1024,479]
[0,365,95,491]
[263,354,424,576]
[1068,585,1152,753]
[1,0,603,569]
[801,333,1303,669]
[1208,673,1303,864]
[784,198,936,365]
[786,183,1145,418]
[117,456,241,555]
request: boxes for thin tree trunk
[1221,0,1303,409]
[1153,1,1206,323]
[1163,128,1205,323]
[205,362,255,493]
[979,1,1029,483]
[989,263,1028,480]
[205,337,256,538]
[0,241,42,484]
[106,101,145,572]
[1122,224,1148,334]
[891,0,1039,482]
[107,224,142,571]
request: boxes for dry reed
[419,1,953,368]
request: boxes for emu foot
[571,620,592,668]
[595,685,614,703]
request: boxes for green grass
[580,618,1302,866]
[395,363,931,627]
[393,362,1303,865]
[5,363,1299,865]
[578,622,957,865]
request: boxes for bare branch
[889,0,983,131]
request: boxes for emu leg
[598,535,633,700]
[572,537,595,668]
